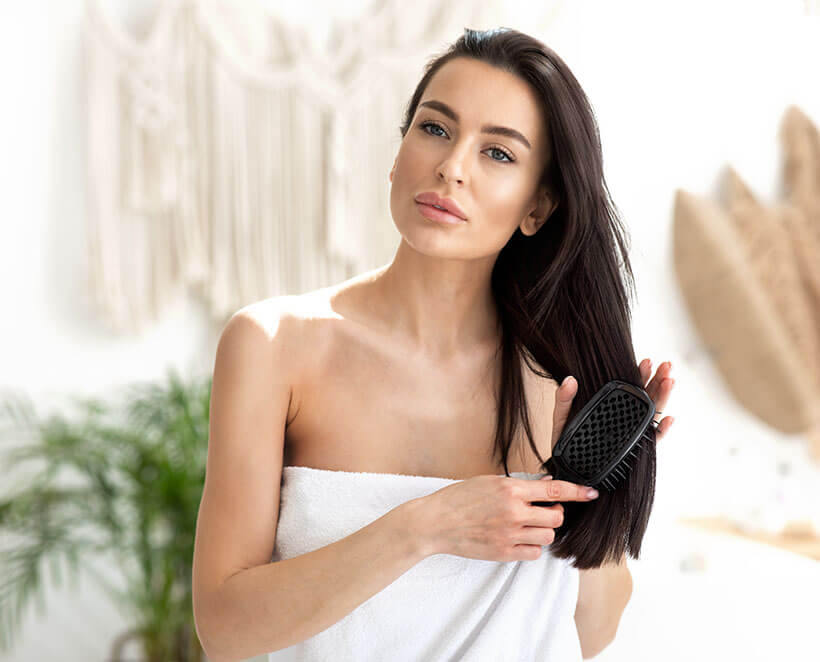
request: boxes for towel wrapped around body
[267,465,583,662]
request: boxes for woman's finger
[639,358,652,387]
[651,377,675,422]
[646,361,673,402]
[639,358,673,415]
[530,477,598,503]
[640,360,675,441]
[550,376,578,450]
[655,415,675,442]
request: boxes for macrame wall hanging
[83,0,562,333]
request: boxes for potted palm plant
[0,368,211,662]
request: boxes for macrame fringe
[83,0,560,331]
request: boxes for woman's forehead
[421,58,546,145]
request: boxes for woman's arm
[192,307,434,661]
[200,499,430,661]
[574,554,633,659]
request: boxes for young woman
[193,27,676,662]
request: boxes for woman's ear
[520,186,558,236]
[389,157,397,183]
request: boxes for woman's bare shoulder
[235,269,380,339]
[230,285,350,367]
[232,293,321,346]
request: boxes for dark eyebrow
[418,99,532,150]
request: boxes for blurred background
[1,0,819,660]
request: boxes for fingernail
[587,489,599,498]
[562,376,575,387]
[541,474,553,480]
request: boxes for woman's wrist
[390,496,439,561]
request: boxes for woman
[193,27,676,661]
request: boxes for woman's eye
[419,121,515,163]
[420,121,447,138]
[487,147,514,163]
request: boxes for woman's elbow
[578,572,633,659]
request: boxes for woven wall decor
[673,106,820,462]
[83,0,565,332]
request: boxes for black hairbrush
[533,379,658,507]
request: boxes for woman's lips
[415,201,467,225]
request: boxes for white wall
[1,1,819,660]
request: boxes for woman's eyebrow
[419,99,531,150]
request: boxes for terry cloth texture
[266,465,583,662]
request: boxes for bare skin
[192,56,677,660]
[281,270,557,479]
[284,56,556,477]
[281,278,676,479]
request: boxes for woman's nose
[437,157,466,185]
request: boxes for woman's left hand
[549,358,676,456]
[638,358,675,442]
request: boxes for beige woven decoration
[782,205,820,341]
[780,106,820,353]
[83,0,511,331]
[781,105,820,236]
[723,166,820,392]
[672,189,820,446]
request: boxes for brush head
[544,380,657,491]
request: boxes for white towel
[267,466,583,661]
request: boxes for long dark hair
[397,27,656,569]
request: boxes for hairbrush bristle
[596,434,646,491]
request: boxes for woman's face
[389,56,554,260]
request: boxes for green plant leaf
[0,370,212,659]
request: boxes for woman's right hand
[412,474,599,562]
